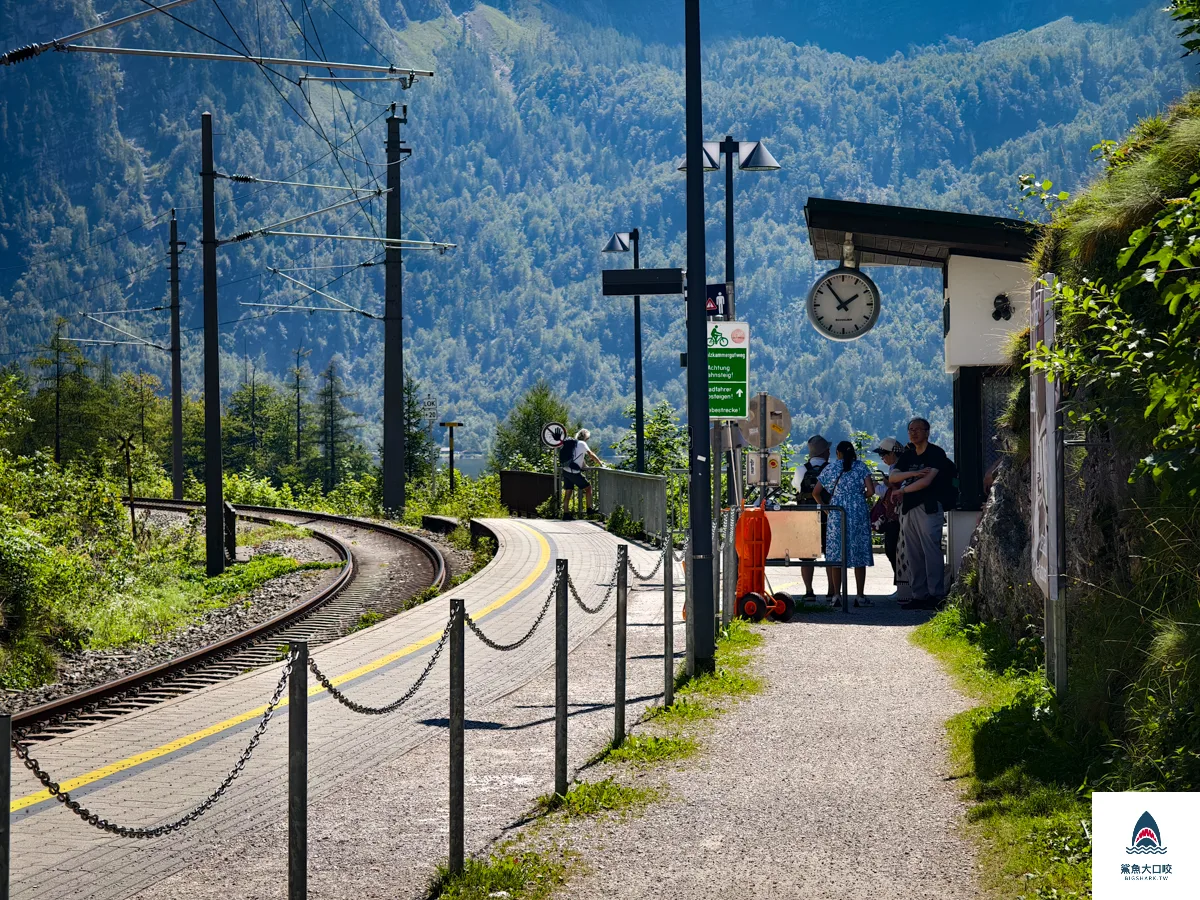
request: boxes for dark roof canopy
[804,197,1039,268]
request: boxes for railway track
[14,500,449,740]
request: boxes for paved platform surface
[559,564,978,900]
[9,519,677,900]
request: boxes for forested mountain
[0,0,1193,459]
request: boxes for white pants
[902,503,945,598]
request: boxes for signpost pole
[440,422,464,494]
[632,230,645,473]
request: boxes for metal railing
[594,468,668,537]
[0,533,702,893]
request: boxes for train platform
[10,519,677,900]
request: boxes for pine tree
[490,379,572,472]
[316,360,362,492]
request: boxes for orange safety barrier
[734,505,771,599]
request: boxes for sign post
[707,322,750,420]
[440,421,464,493]
[542,422,566,517]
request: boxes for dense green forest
[0,0,1193,465]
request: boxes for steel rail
[13,501,448,732]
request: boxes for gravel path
[558,602,980,899]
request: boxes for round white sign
[541,422,567,448]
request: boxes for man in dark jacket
[888,418,951,607]
[793,434,833,599]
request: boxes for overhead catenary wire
[81,313,169,351]
[53,44,428,76]
[218,190,387,245]
[262,230,457,251]
[267,267,378,318]
[215,172,382,192]
[0,0,202,65]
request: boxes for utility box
[944,255,1030,373]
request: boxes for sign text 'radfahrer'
[708,321,749,419]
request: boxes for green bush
[605,505,643,539]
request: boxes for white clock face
[806,267,881,341]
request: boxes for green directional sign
[707,322,750,419]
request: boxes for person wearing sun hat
[871,437,905,586]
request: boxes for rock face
[954,420,1143,639]
[957,457,1042,633]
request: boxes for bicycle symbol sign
[707,321,750,419]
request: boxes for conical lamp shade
[738,141,781,171]
[602,232,631,253]
[677,141,721,172]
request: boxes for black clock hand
[836,292,859,311]
[825,282,844,306]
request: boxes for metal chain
[308,617,451,715]
[12,657,293,839]
[464,569,561,652]
[626,542,667,581]
[568,555,622,615]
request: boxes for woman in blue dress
[813,440,875,606]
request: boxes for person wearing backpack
[559,428,604,519]
[888,417,954,608]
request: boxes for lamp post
[602,229,645,473]
[679,137,781,319]
[680,137,780,526]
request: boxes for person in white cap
[871,438,905,586]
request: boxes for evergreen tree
[315,360,367,492]
[612,400,687,476]
[490,379,572,472]
[404,376,437,483]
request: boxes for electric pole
[685,0,715,672]
[169,209,185,500]
[382,105,411,516]
[201,112,225,576]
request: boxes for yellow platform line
[12,522,552,814]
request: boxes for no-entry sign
[708,321,749,419]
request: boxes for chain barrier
[626,541,667,582]
[464,568,561,652]
[308,617,451,716]
[568,555,622,615]
[11,656,294,839]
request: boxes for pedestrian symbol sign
[708,321,749,419]
[706,283,729,319]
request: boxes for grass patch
[351,609,386,633]
[912,604,1092,899]
[428,846,569,900]
[86,556,342,649]
[642,696,717,726]
[600,733,697,766]
[535,778,658,818]
[240,522,312,549]
[670,618,764,705]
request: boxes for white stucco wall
[944,255,1031,373]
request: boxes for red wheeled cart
[732,502,795,622]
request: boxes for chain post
[1,713,10,900]
[614,545,628,749]
[448,599,465,877]
[663,533,674,707]
[722,509,736,628]
[554,558,568,797]
[684,533,695,677]
[288,641,307,900]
